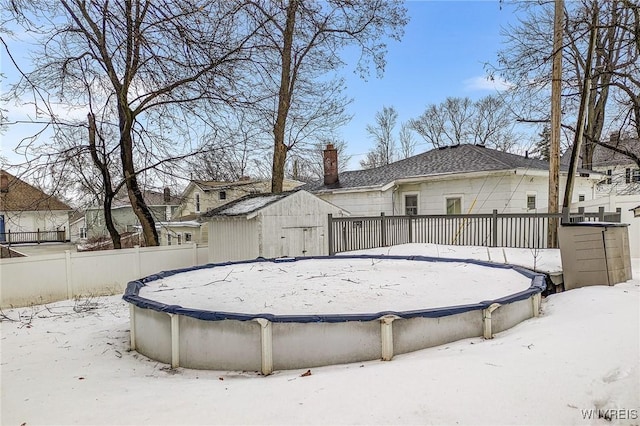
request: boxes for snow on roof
[217,194,285,216]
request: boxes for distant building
[0,169,72,241]
[84,188,181,241]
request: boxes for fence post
[380,212,387,247]
[408,216,413,243]
[327,214,334,256]
[492,210,498,247]
[134,245,141,278]
[65,250,73,299]
[37,228,41,244]
[598,206,605,221]
[192,242,198,266]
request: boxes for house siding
[85,205,178,239]
[317,172,597,216]
[208,218,259,263]
[0,210,70,239]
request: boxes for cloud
[464,75,513,92]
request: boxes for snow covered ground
[1,245,638,425]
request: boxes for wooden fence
[327,207,622,255]
[0,228,67,244]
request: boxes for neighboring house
[170,177,304,246]
[69,210,87,243]
[85,188,181,240]
[201,190,348,262]
[175,177,304,218]
[0,169,72,240]
[561,134,640,196]
[308,144,601,216]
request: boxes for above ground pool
[124,255,546,374]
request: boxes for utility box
[559,223,632,290]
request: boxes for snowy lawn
[1,245,638,425]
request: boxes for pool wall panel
[393,310,484,355]
[179,317,262,371]
[133,306,172,364]
[272,321,381,370]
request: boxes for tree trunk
[271,0,298,194]
[118,104,159,246]
[88,113,121,249]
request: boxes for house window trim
[633,169,640,183]
[219,190,227,201]
[578,193,585,202]
[526,193,537,211]
[195,192,201,213]
[445,195,463,215]
[403,192,419,216]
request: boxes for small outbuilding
[201,190,349,263]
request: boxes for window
[527,195,536,210]
[219,191,227,200]
[404,194,418,216]
[167,234,172,246]
[79,227,87,239]
[606,169,612,184]
[578,194,585,202]
[625,168,631,184]
[633,169,640,183]
[446,197,461,215]
[177,234,182,245]
[195,193,200,213]
[184,233,192,242]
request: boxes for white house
[201,190,348,263]
[309,144,600,217]
[562,134,640,197]
[0,169,71,241]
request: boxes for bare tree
[363,105,398,168]
[398,122,417,160]
[491,0,639,168]
[409,96,517,151]
[2,0,263,246]
[244,0,408,193]
[288,139,351,183]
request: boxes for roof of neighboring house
[110,188,182,208]
[561,137,640,168]
[0,169,72,211]
[308,144,581,192]
[201,192,290,218]
[189,178,303,193]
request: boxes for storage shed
[201,190,349,263]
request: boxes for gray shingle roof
[561,137,640,168]
[308,144,563,191]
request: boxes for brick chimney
[323,144,339,186]
[0,172,8,193]
[163,187,171,203]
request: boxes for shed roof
[0,169,71,211]
[306,144,581,192]
[201,192,290,218]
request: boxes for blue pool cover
[123,255,546,323]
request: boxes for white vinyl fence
[0,244,209,308]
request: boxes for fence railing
[328,207,622,255]
[0,228,67,244]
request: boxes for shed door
[281,227,320,257]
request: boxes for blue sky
[1,1,522,172]
[339,0,519,168]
